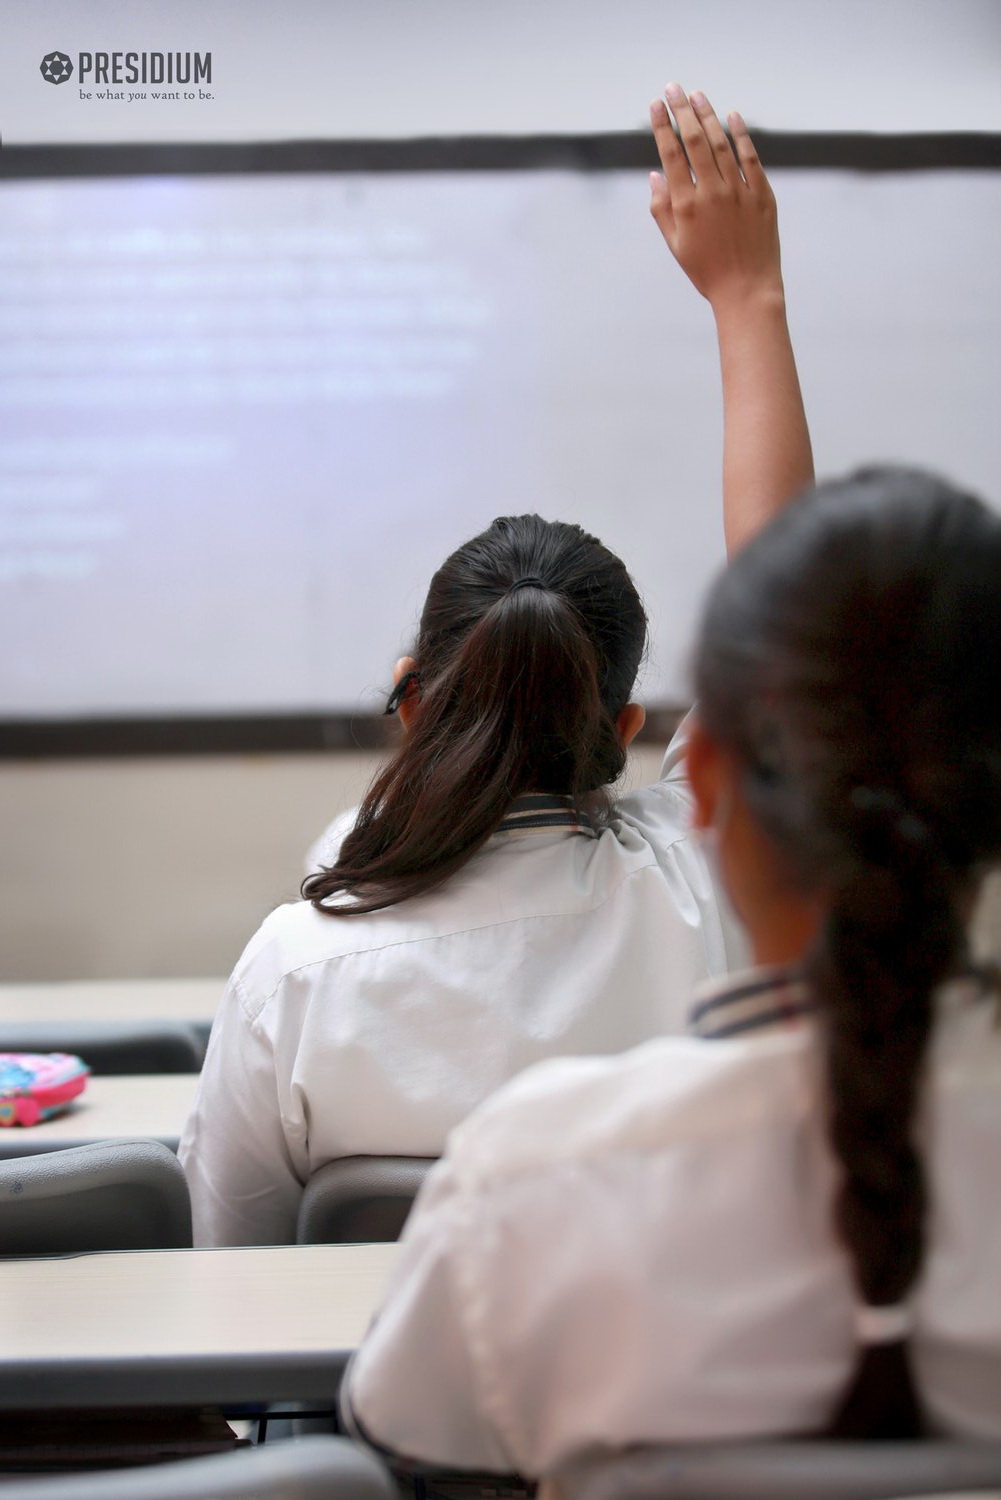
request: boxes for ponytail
[303,516,645,914]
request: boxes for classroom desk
[0,1074,197,1159]
[0,979,223,1043]
[0,1242,398,1410]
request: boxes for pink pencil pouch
[0,1053,90,1127]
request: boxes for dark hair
[693,467,1001,1438]
[303,514,646,915]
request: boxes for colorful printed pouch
[0,1053,90,1127]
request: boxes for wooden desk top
[0,979,223,1026]
[0,1074,197,1159]
[0,1242,399,1409]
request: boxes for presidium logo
[40,51,73,84]
[39,49,212,89]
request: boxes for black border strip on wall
[1,129,996,758]
[0,714,396,759]
[1,129,999,179]
[0,706,685,760]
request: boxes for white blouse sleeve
[342,1158,516,1474]
[659,707,696,787]
[303,806,358,878]
[618,707,751,979]
[178,976,305,1247]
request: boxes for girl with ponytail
[344,483,1001,1467]
[181,86,814,1248]
[301,511,649,917]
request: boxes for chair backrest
[0,1434,396,1499]
[551,1440,1001,1500]
[0,1137,192,1255]
[0,1020,205,1074]
[296,1155,436,1244]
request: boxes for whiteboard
[0,167,998,717]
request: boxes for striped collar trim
[688,966,815,1040]
[496,794,596,836]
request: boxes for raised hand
[649,84,781,313]
[649,83,813,553]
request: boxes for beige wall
[0,749,375,981]
[0,744,669,982]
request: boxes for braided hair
[694,467,1001,1437]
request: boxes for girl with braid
[181,85,814,1247]
[344,473,1001,1471]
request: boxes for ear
[393,655,419,732]
[616,702,646,748]
[685,715,726,831]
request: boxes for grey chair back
[0,1137,192,1255]
[553,1440,1001,1500]
[0,1020,205,1074]
[0,1434,396,1499]
[296,1154,435,1244]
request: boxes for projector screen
[1,165,998,721]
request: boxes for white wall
[1,0,998,980]
[2,0,999,144]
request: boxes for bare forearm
[649,86,814,558]
[713,285,813,556]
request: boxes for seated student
[178,85,812,1248]
[342,465,1001,1474]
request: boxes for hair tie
[854,1302,912,1345]
[508,575,546,592]
[384,669,420,716]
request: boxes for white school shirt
[178,719,747,1246]
[342,969,1001,1478]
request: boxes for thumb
[649,170,676,246]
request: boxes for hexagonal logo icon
[40,51,74,85]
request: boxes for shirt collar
[495,794,596,837]
[688,965,815,1040]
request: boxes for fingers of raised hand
[689,91,742,189]
[727,110,771,198]
[649,95,692,202]
[661,83,719,185]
